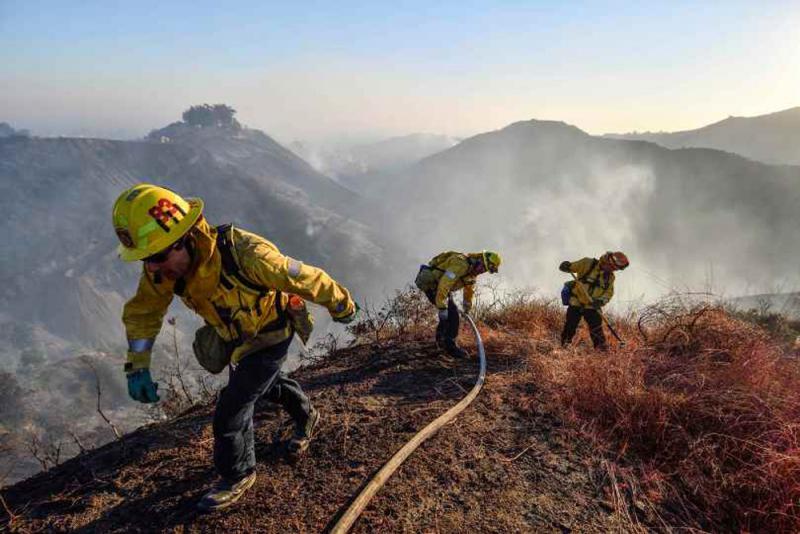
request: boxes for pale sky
[2,1,799,143]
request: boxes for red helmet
[604,251,629,270]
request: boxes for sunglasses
[143,238,184,265]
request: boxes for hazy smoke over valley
[516,163,656,307]
[366,120,800,311]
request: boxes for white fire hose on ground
[329,312,487,534]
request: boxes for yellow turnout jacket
[123,218,355,370]
[562,257,615,308]
[416,251,478,310]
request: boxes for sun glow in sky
[2,1,799,142]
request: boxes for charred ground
[3,290,799,533]
[3,317,615,532]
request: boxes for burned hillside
[3,290,800,533]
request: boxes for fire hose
[329,312,487,534]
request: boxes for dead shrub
[335,286,800,530]
[555,301,800,532]
[348,286,435,346]
[478,289,563,337]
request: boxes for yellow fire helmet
[112,184,204,261]
[482,250,502,273]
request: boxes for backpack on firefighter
[192,224,314,374]
[560,259,599,306]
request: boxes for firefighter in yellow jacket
[414,250,501,358]
[112,184,357,512]
[559,252,629,350]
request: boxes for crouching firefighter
[415,250,501,358]
[559,251,629,350]
[112,184,358,512]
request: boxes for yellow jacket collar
[183,217,221,300]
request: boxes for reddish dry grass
[349,289,800,531]
[487,298,800,532]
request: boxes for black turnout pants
[561,305,607,349]
[425,291,460,347]
[213,336,311,482]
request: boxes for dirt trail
[3,337,618,533]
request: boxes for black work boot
[197,471,257,512]
[288,407,320,456]
[435,333,446,350]
[445,340,469,359]
[435,323,447,349]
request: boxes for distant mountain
[149,122,356,211]
[0,120,397,481]
[346,133,460,173]
[0,123,15,137]
[0,124,387,350]
[0,122,387,282]
[290,133,460,193]
[367,119,800,300]
[605,107,800,165]
[0,122,30,138]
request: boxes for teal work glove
[127,369,160,403]
[333,302,360,324]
